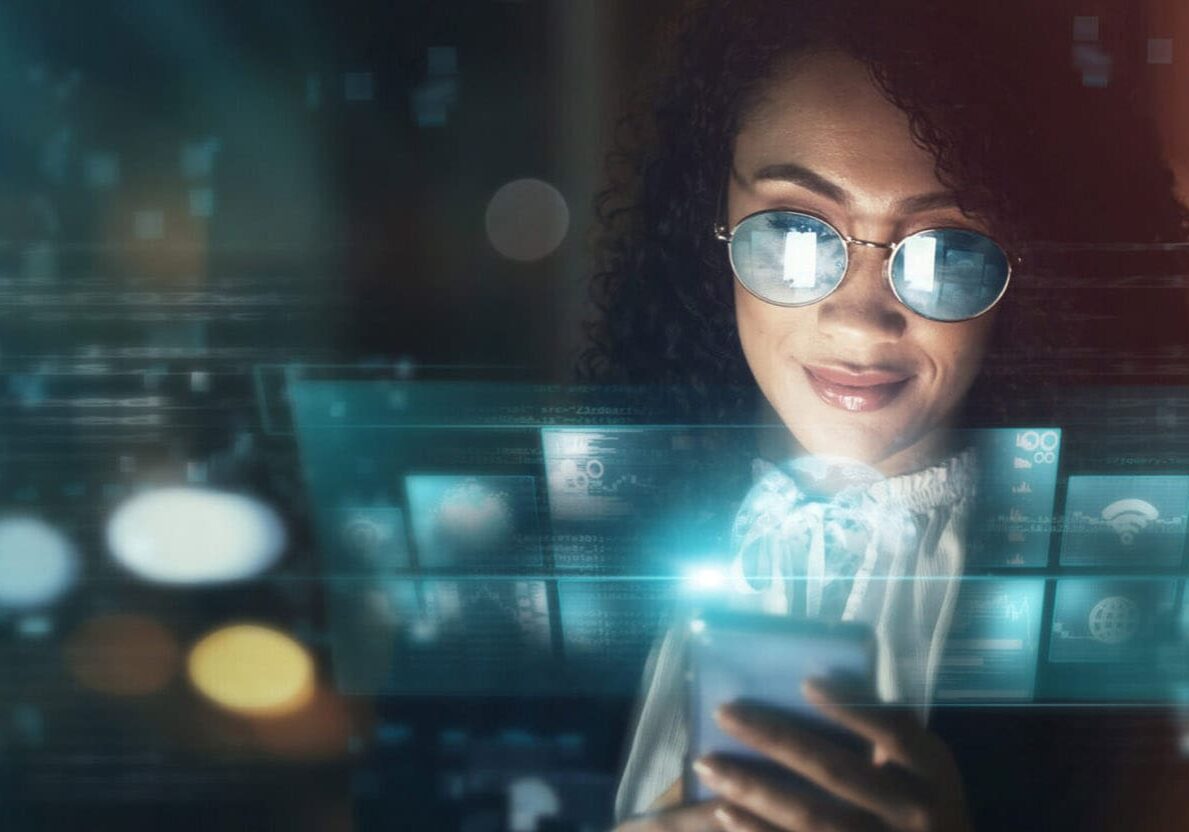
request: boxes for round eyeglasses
[714,210,1016,322]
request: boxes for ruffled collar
[729,447,977,621]
[865,446,978,513]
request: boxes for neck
[754,398,959,479]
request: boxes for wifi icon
[1061,476,1189,567]
[1100,499,1159,546]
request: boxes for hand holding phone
[685,610,877,804]
[685,611,972,831]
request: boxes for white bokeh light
[0,516,79,608]
[507,776,561,832]
[107,487,285,584]
[485,178,569,262]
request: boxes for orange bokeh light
[65,613,181,697]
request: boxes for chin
[790,422,900,467]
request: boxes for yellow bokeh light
[186,624,315,717]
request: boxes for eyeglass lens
[728,212,1010,321]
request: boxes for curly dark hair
[580,0,1188,425]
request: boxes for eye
[905,211,990,237]
[764,207,838,230]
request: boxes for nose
[815,244,907,343]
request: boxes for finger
[802,680,926,769]
[709,804,784,832]
[693,755,884,832]
[714,705,926,828]
[617,799,725,832]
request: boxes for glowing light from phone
[685,566,728,592]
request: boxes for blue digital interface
[965,428,1061,567]
[291,382,1189,705]
[934,578,1046,702]
[328,578,555,696]
[556,580,678,694]
[1059,475,1189,567]
[541,427,741,575]
[291,383,755,696]
[1046,578,1181,701]
[542,428,671,574]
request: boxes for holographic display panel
[935,578,1046,702]
[965,428,1061,568]
[328,579,555,696]
[1045,578,1181,701]
[542,427,748,575]
[1059,476,1189,567]
[556,579,678,695]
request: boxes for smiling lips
[804,364,913,413]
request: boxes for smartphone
[684,610,877,803]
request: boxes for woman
[582,1,1189,830]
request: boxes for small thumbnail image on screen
[405,475,544,571]
[1048,579,1178,665]
[1059,476,1189,567]
[327,579,556,696]
[327,505,412,573]
[556,579,678,694]
[542,428,673,513]
[934,578,1046,702]
[964,428,1061,568]
[541,428,672,571]
[1045,578,1182,701]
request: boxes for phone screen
[685,611,877,803]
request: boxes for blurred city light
[484,178,570,262]
[249,686,353,760]
[187,624,315,717]
[106,487,286,584]
[0,516,79,609]
[65,613,181,696]
[508,776,562,832]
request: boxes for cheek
[734,287,798,381]
[734,289,766,356]
[927,316,996,392]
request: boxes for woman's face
[730,50,998,476]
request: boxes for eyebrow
[745,162,961,215]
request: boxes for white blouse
[613,448,978,822]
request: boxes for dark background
[0,2,1184,830]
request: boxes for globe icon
[1088,595,1140,645]
[344,518,385,555]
